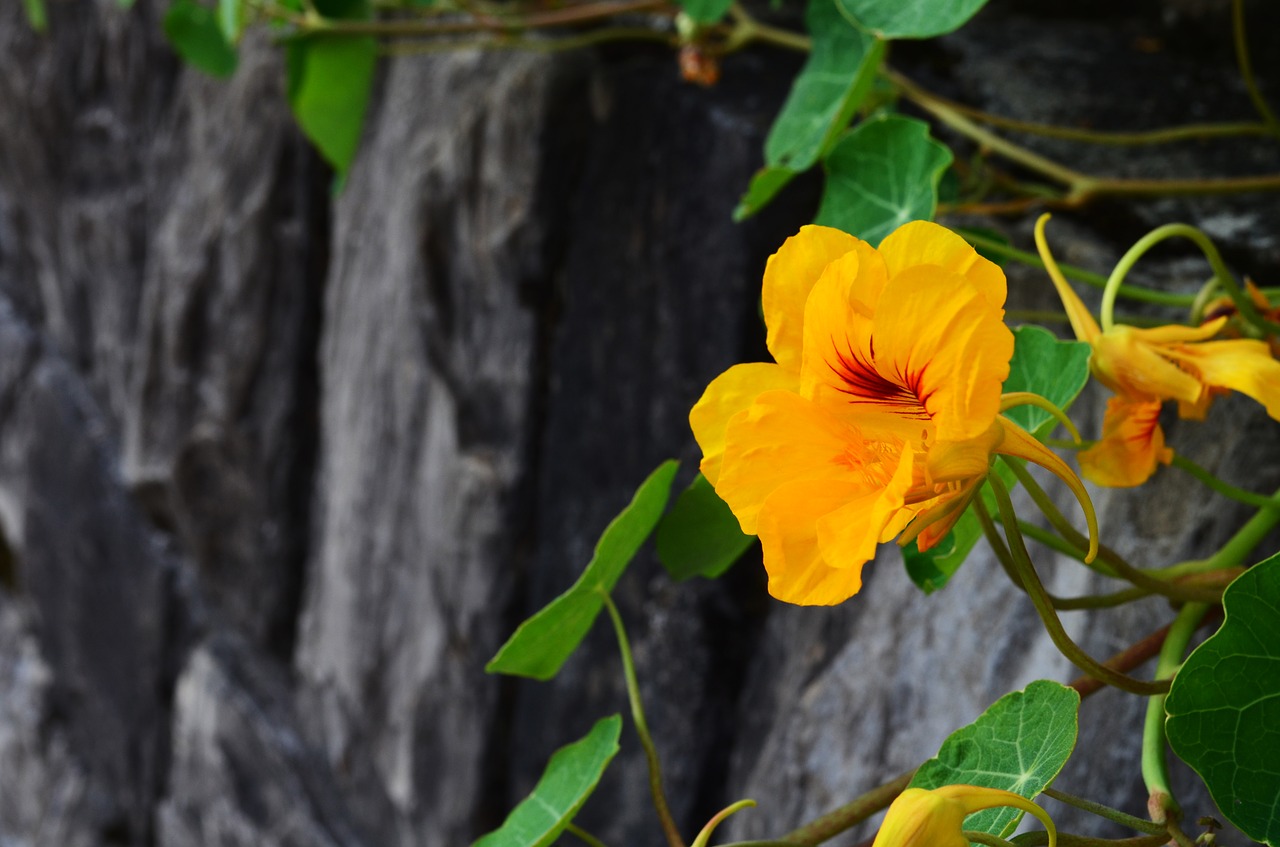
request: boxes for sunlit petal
[816,447,916,569]
[1091,328,1202,404]
[692,363,799,485]
[1128,317,1227,345]
[1078,396,1171,488]
[756,478,873,605]
[1162,338,1280,420]
[717,390,888,534]
[1035,215,1101,343]
[762,225,868,371]
[878,219,1007,308]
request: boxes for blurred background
[0,2,1278,845]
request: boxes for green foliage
[763,0,883,171]
[734,167,797,222]
[23,0,47,32]
[218,0,241,42]
[815,115,952,243]
[902,326,1088,593]
[910,680,1079,837]
[675,0,734,25]
[163,0,239,78]
[472,715,622,847]
[285,35,377,176]
[656,473,753,581]
[834,0,990,39]
[1166,553,1280,845]
[1002,326,1092,438]
[486,461,679,680]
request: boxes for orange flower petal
[717,390,886,534]
[757,478,876,605]
[878,220,1007,309]
[816,447,917,569]
[1127,317,1227,345]
[691,363,799,485]
[1078,396,1171,488]
[762,225,868,371]
[1035,215,1101,343]
[1162,337,1280,420]
[1091,327,1203,404]
[995,416,1098,561]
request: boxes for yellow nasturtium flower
[691,221,1097,606]
[1036,216,1280,487]
[871,786,1056,847]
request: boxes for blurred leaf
[675,0,733,24]
[1166,553,1280,845]
[733,166,796,222]
[23,0,48,32]
[911,680,1079,837]
[472,715,622,847]
[763,0,884,172]
[1002,326,1091,438]
[217,0,241,42]
[815,115,952,243]
[834,0,990,39]
[286,35,376,175]
[486,461,679,680]
[163,0,239,78]
[657,473,753,580]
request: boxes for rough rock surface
[0,1,1277,846]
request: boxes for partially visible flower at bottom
[871,786,1057,847]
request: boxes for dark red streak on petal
[829,335,931,420]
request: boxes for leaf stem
[778,769,914,846]
[1141,602,1210,823]
[985,475,1170,696]
[600,591,686,847]
[567,822,612,847]
[1168,452,1280,509]
[1040,787,1165,835]
[1231,0,1280,138]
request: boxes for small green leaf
[815,115,952,243]
[834,0,990,39]
[1003,326,1091,438]
[163,0,238,78]
[286,35,377,175]
[911,680,1079,838]
[1166,553,1280,845]
[733,166,796,222]
[763,0,884,172]
[657,473,753,581]
[217,0,241,42]
[472,715,622,847]
[23,0,48,32]
[675,0,732,24]
[487,461,679,680]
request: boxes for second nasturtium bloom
[1036,216,1280,487]
[871,785,1057,847]
[691,221,1096,605]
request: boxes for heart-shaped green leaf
[1166,553,1280,845]
[910,680,1079,837]
[815,115,952,244]
[487,461,679,680]
[472,715,622,847]
[834,0,990,39]
[657,472,753,581]
[163,0,238,78]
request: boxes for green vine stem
[985,475,1170,696]
[1098,222,1280,335]
[778,769,914,846]
[960,232,1197,307]
[1041,787,1164,835]
[600,591,686,847]
[1005,462,1224,603]
[1009,833,1173,847]
[1141,602,1211,824]
[1169,452,1280,509]
[1231,0,1280,137]
[566,822,612,847]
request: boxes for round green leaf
[285,35,377,175]
[815,115,952,244]
[910,680,1079,838]
[1003,326,1091,438]
[1166,553,1280,845]
[472,715,622,847]
[163,0,238,78]
[834,0,990,39]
